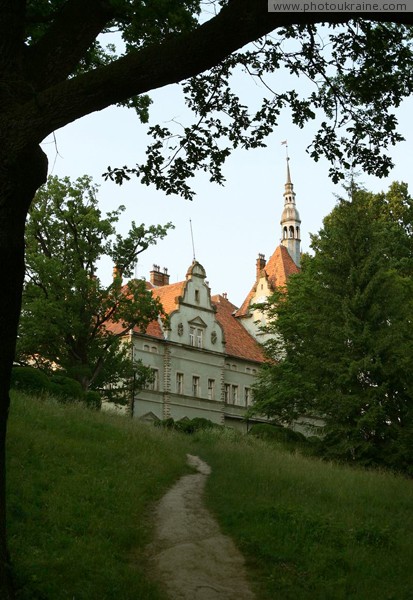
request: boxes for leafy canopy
[251,182,413,472]
[105,19,413,198]
[17,175,172,392]
[21,3,413,198]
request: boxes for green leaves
[252,183,413,471]
[18,175,171,392]
[103,20,413,197]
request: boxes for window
[195,289,200,302]
[190,326,203,348]
[224,384,230,403]
[196,329,203,348]
[232,385,239,404]
[151,346,158,353]
[192,376,200,397]
[146,368,159,391]
[176,373,184,395]
[208,379,215,400]
[143,344,150,351]
[189,327,195,346]
[245,387,251,406]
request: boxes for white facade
[129,159,301,430]
[132,262,263,431]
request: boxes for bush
[11,366,50,395]
[250,422,306,444]
[154,417,175,430]
[155,417,221,434]
[84,390,102,410]
[49,375,83,403]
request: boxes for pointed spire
[286,156,291,184]
[284,155,295,201]
[282,141,294,199]
[280,149,301,268]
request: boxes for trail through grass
[7,395,413,599]
[7,393,189,599]
[191,429,413,600]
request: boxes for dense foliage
[3,2,413,596]
[17,175,171,393]
[106,20,413,198]
[251,183,413,472]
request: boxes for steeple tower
[280,153,301,267]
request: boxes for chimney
[162,267,170,286]
[150,265,170,287]
[222,292,227,299]
[256,253,266,279]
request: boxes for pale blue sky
[41,53,413,307]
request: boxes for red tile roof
[134,281,187,339]
[111,267,272,362]
[266,245,300,288]
[105,280,164,340]
[235,245,299,317]
[151,280,186,315]
[212,294,265,363]
[141,319,163,339]
[131,283,266,362]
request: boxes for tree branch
[12,1,413,147]
[25,0,115,89]
[0,0,25,94]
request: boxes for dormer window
[189,327,203,348]
[196,329,203,348]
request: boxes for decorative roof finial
[281,140,291,183]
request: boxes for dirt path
[148,454,256,600]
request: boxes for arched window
[289,225,294,238]
[296,226,300,238]
[283,226,288,239]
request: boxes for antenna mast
[189,219,196,261]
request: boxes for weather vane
[281,139,289,161]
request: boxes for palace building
[127,158,301,429]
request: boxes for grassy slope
[7,394,413,599]
[7,393,189,599]
[192,430,413,600]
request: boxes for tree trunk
[0,145,48,598]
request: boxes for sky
[40,30,413,308]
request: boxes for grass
[191,429,413,600]
[6,393,413,599]
[7,392,190,599]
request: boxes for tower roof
[235,245,299,318]
[212,294,265,362]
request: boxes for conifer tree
[252,184,413,471]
